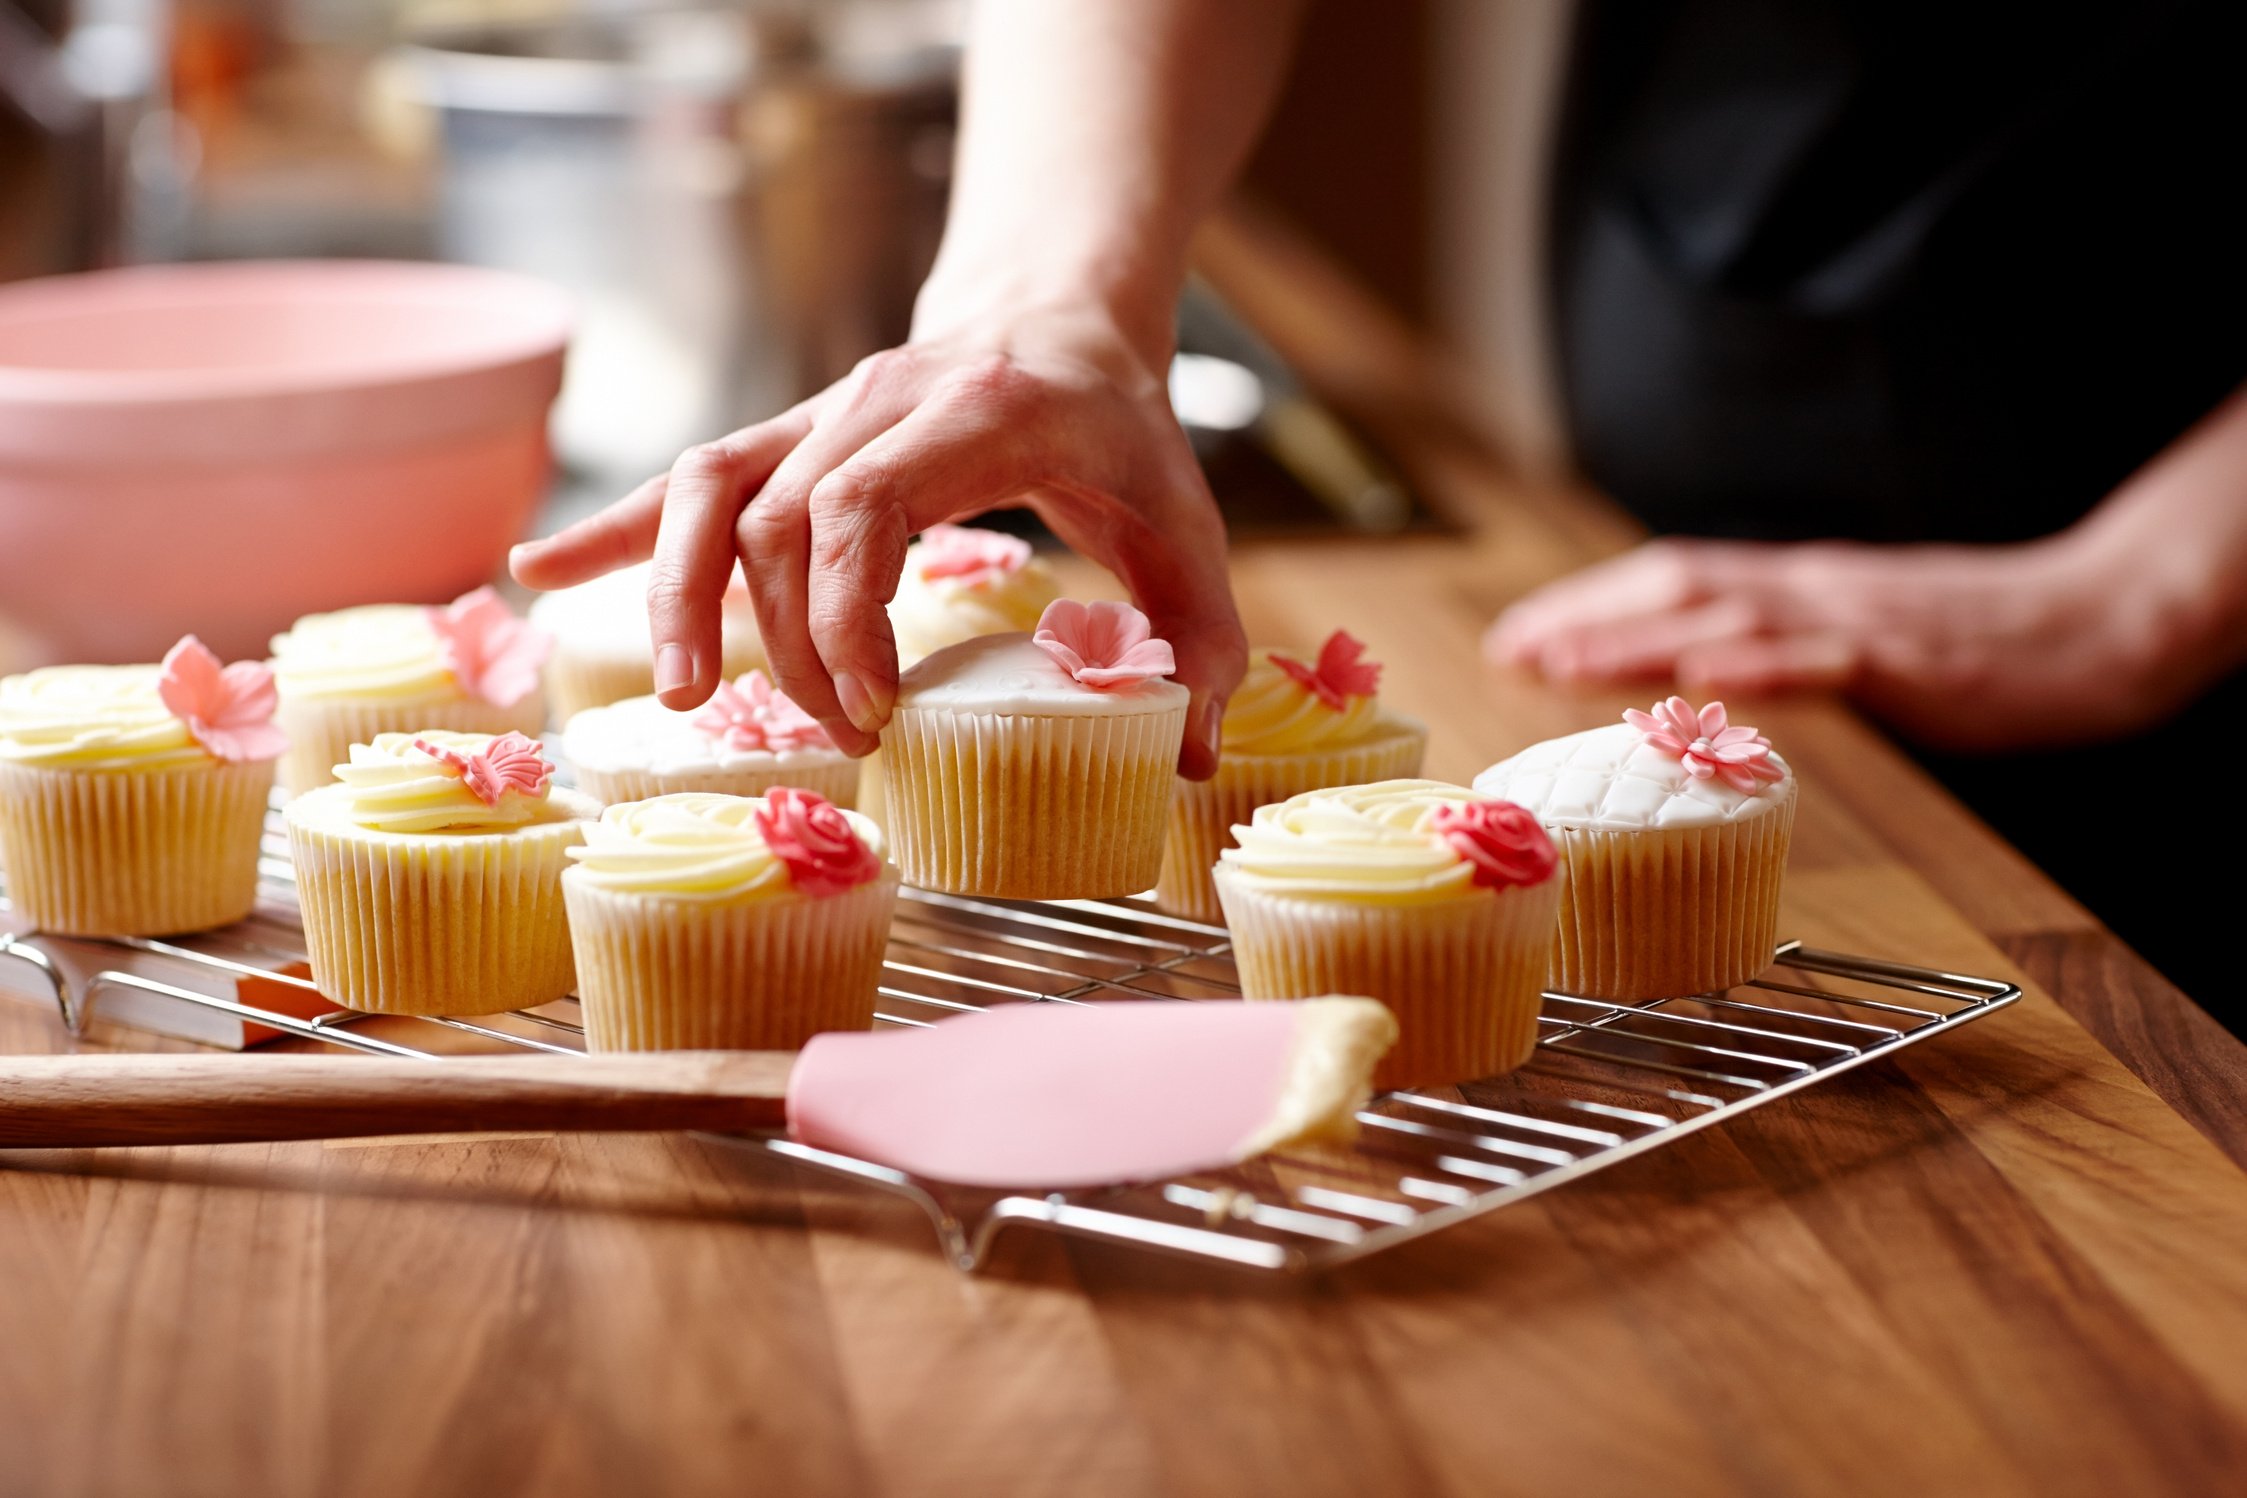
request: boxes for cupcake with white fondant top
[270,587,550,793]
[1472,697,1797,1000]
[561,669,857,808]
[0,636,284,935]
[1157,630,1427,924]
[530,560,765,724]
[563,790,899,1052]
[1214,779,1561,1089]
[887,524,1062,666]
[285,729,597,1015]
[880,599,1189,898]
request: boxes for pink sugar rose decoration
[915,523,1032,586]
[1623,696,1786,795]
[1270,629,1382,711]
[412,731,554,808]
[1432,800,1557,891]
[426,586,551,709]
[691,670,831,754]
[1031,600,1177,689]
[157,635,287,764]
[756,786,882,898]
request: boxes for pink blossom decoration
[157,635,287,764]
[413,731,554,808]
[692,670,831,754]
[426,586,551,709]
[756,786,882,897]
[1031,600,1177,689]
[1623,696,1786,795]
[915,523,1032,586]
[1270,630,1383,711]
[1432,800,1557,890]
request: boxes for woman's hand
[510,303,1246,776]
[1485,532,2235,751]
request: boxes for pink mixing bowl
[0,260,571,665]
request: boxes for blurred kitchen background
[0,0,1571,628]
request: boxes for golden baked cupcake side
[1214,779,1562,1090]
[270,587,550,793]
[0,636,284,936]
[1472,697,1798,1000]
[1157,630,1427,924]
[560,670,858,807]
[285,729,596,1015]
[530,560,765,723]
[562,790,899,1052]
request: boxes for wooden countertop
[5,210,2246,1498]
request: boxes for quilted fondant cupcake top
[1473,699,1793,833]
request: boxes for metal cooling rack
[0,806,2019,1273]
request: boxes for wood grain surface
[3,209,2245,1498]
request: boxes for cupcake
[285,729,597,1015]
[882,600,1189,898]
[887,523,1062,665]
[561,669,858,808]
[1472,697,1798,999]
[1157,630,1427,924]
[530,559,765,723]
[1213,779,1561,1089]
[270,586,551,794]
[563,789,899,1051]
[0,636,284,936]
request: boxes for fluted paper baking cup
[882,703,1187,898]
[0,756,275,936]
[564,869,899,1051]
[854,747,891,834]
[277,690,546,795]
[547,637,766,727]
[1546,782,1798,999]
[572,757,859,810]
[1215,869,1561,1089]
[285,790,594,1015]
[1157,725,1428,924]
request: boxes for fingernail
[655,644,694,695]
[834,671,890,736]
[1195,697,1224,756]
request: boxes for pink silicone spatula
[0,999,1396,1188]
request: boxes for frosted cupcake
[530,559,764,723]
[561,669,857,808]
[1472,697,1797,999]
[285,730,597,1015]
[0,637,284,935]
[1214,779,1561,1089]
[881,600,1189,898]
[563,789,899,1052]
[1157,630,1427,924]
[271,586,550,794]
[887,523,1062,665]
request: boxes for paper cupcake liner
[572,757,860,811]
[1214,869,1561,1089]
[1156,725,1429,925]
[564,869,899,1052]
[276,690,546,795]
[854,748,891,834]
[882,703,1187,898]
[0,756,275,936]
[1546,783,1799,1000]
[547,637,766,727]
[285,794,593,1015]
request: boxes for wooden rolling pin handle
[0,1052,794,1149]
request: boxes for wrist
[912,253,1180,374]
[2048,507,2247,700]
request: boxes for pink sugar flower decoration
[1270,630,1383,711]
[157,635,287,764]
[915,523,1032,586]
[427,586,551,709]
[691,670,831,754]
[1031,600,1176,689]
[1623,696,1786,795]
[1432,800,1557,891]
[413,731,553,808]
[756,786,882,897]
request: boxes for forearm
[914,0,1307,362]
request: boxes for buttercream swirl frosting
[566,791,887,901]
[0,664,206,772]
[271,605,457,701]
[1223,651,1387,754]
[1220,779,1539,904]
[332,730,558,833]
[889,525,1062,665]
